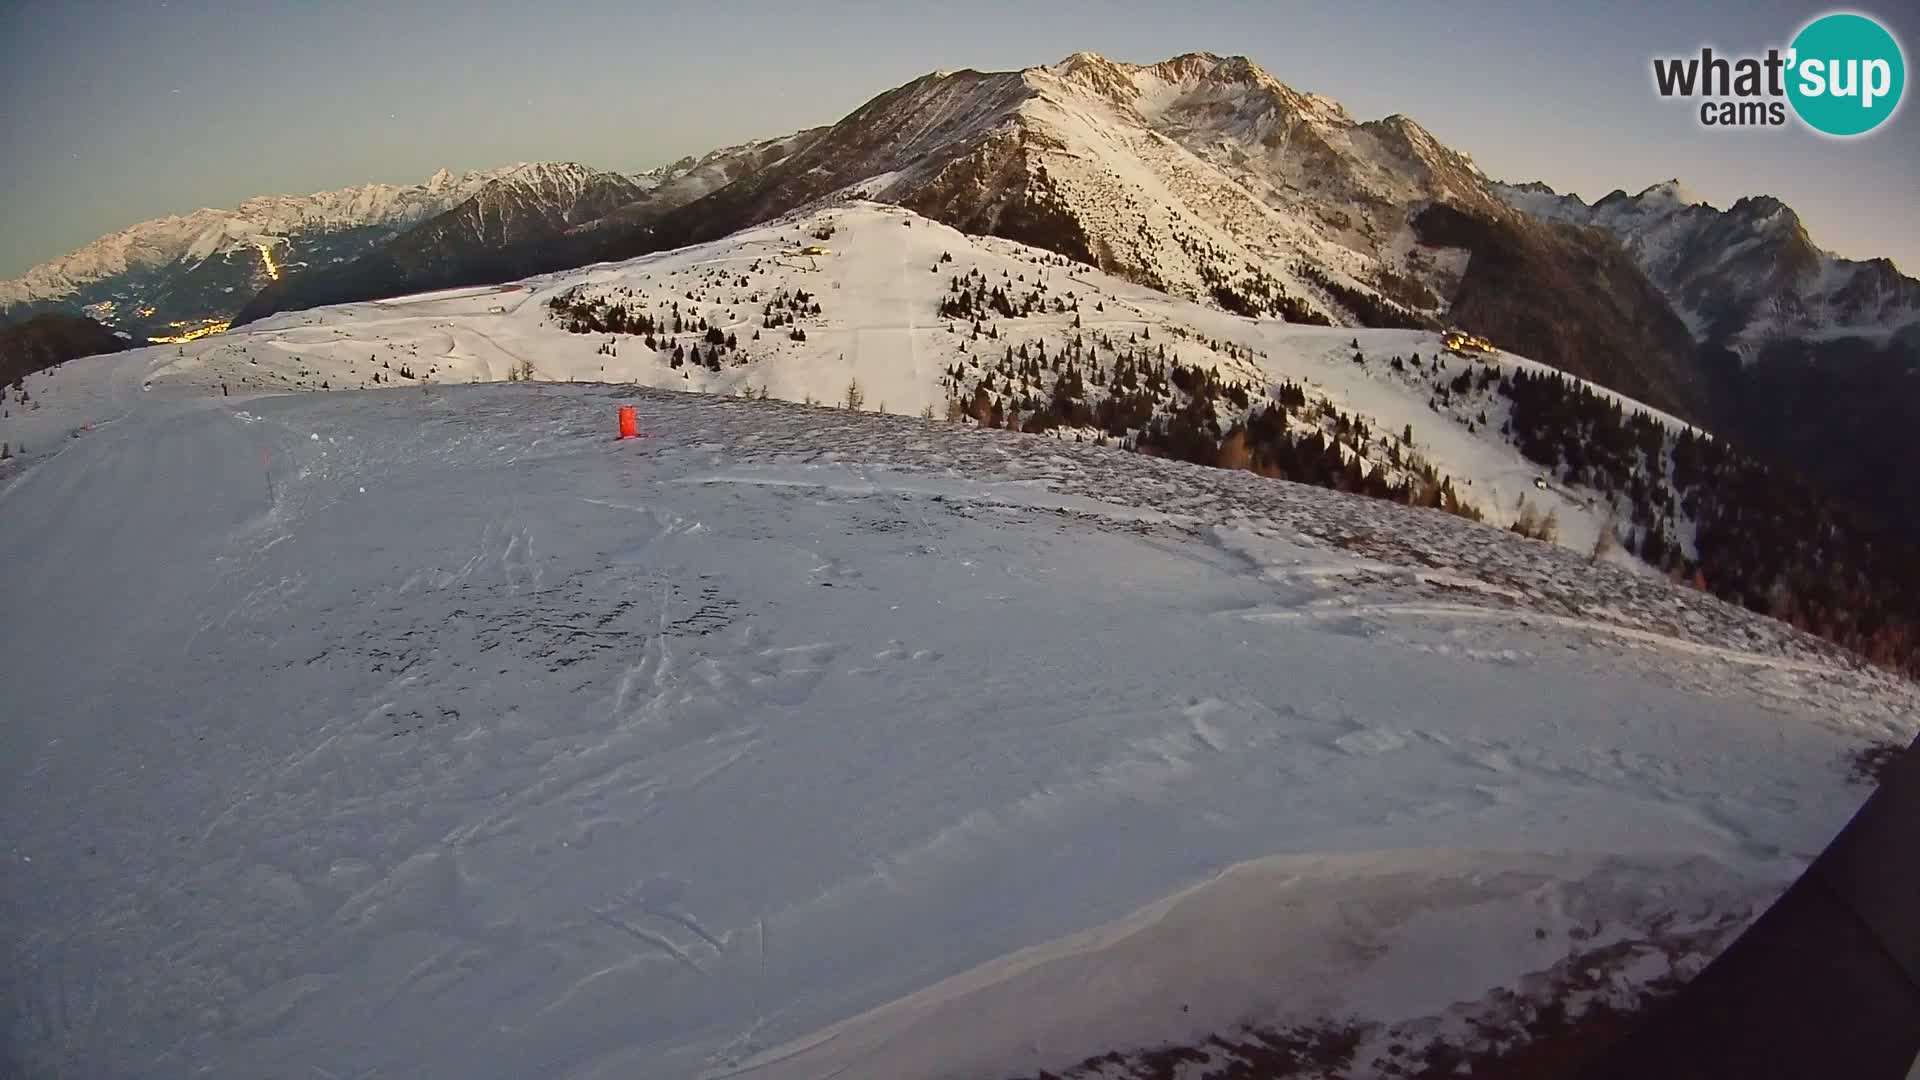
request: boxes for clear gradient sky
[3,0,1915,278]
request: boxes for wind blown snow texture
[2,343,1915,1078]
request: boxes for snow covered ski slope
[93,203,1698,566]
[2,347,1915,1076]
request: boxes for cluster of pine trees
[1295,264,1436,331]
[1499,366,1920,677]
[941,324,1481,525]
[938,266,1072,321]
[545,287,745,374]
[548,289,732,340]
[1207,280,1327,324]
[1211,400,1478,515]
[1170,229,1327,324]
[761,288,819,329]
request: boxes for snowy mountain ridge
[857,50,1503,322]
[0,165,522,310]
[223,49,1699,428]
[1494,178,1920,349]
[427,162,651,242]
[628,129,830,205]
[0,135,830,333]
[236,50,1515,335]
[227,134,834,328]
[1493,176,1920,544]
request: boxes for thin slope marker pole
[263,447,274,502]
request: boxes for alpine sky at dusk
[3,0,1915,277]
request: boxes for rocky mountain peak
[1143,51,1270,87]
[1043,50,1141,104]
[1635,178,1701,206]
[1726,194,1798,228]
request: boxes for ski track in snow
[3,348,1918,1076]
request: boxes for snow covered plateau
[2,204,1916,1079]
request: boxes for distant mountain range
[232,135,822,324]
[0,167,529,340]
[1496,179,1920,349]
[0,136,828,345]
[225,162,653,320]
[9,50,1919,536]
[1494,179,1920,538]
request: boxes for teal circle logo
[1787,12,1906,136]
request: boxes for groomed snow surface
[4,210,1918,1079]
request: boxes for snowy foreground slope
[116,203,1680,563]
[2,344,1917,1078]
